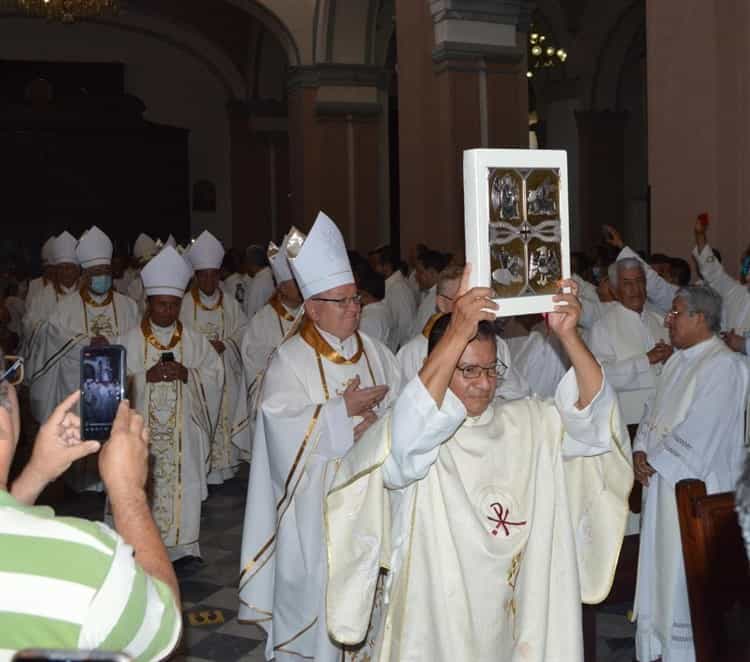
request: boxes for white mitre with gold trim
[268,235,293,284]
[50,231,79,265]
[187,230,225,271]
[287,212,353,300]
[141,246,193,298]
[76,226,113,268]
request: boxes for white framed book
[463,148,570,317]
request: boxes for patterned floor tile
[189,633,263,661]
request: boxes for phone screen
[80,345,126,441]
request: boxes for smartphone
[161,351,175,363]
[80,344,126,441]
[0,355,24,386]
[13,651,131,661]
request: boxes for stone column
[575,110,627,254]
[395,0,532,259]
[286,65,387,252]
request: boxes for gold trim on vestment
[239,404,323,582]
[191,284,224,312]
[141,318,183,354]
[269,292,296,335]
[80,289,119,336]
[421,312,446,339]
[299,317,364,365]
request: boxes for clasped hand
[146,360,188,383]
[343,375,389,441]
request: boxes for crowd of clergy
[1,211,749,662]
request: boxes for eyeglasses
[455,361,507,380]
[666,309,693,320]
[0,355,24,386]
[312,295,363,307]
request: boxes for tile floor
[60,468,638,661]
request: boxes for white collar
[317,325,358,359]
[199,289,220,305]
[152,321,177,341]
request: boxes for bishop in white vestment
[29,228,139,489]
[238,213,402,662]
[182,231,249,483]
[632,286,750,662]
[240,238,302,443]
[22,231,80,345]
[326,275,632,662]
[24,236,56,305]
[114,246,223,561]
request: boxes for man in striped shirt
[0,361,182,660]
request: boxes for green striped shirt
[0,490,181,661]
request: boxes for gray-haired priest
[182,230,250,482]
[238,212,402,662]
[113,246,223,562]
[632,285,750,662]
[325,274,633,662]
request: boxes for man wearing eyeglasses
[631,285,750,662]
[239,212,402,662]
[325,268,632,662]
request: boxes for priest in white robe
[632,285,750,662]
[410,249,448,337]
[357,268,396,353]
[369,246,416,349]
[25,236,56,305]
[506,314,570,399]
[125,233,158,314]
[325,271,633,662]
[114,246,223,561]
[238,212,402,662]
[604,225,679,316]
[240,238,302,441]
[398,264,530,401]
[244,245,276,319]
[182,230,249,483]
[28,227,139,488]
[589,258,671,426]
[22,231,81,343]
[692,220,750,334]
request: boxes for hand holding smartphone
[80,345,126,441]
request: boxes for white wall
[0,16,234,244]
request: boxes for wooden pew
[676,479,750,662]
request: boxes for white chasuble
[21,283,77,348]
[326,371,632,662]
[27,289,138,424]
[396,315,530,402]
[114,320,223,561]
[181,287,250,482]
[238,319,402,662]
[240,294,299,445]
[632,336,750,662]
[589,303,669,425]
[384,270,417,349]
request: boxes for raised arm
[604,225,678,312]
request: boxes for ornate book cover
[464,148,570,317]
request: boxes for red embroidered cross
[487,502,527,537]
